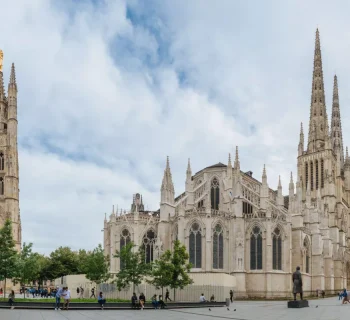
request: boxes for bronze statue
[292,266,303,300]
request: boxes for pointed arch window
[0,177,4,195]
[142,229,156,263]
[305,163,309,190]
[272,228,282,270]
[211,178,220,210]
[189,222,202,268]
[120,229,131,269]
[0,153,4,171]
[243,201,253,214]
[213,224,224,269]
[315,160,319,190]
[304,238,310,274]
[250,226,262,270]
[310,161,314,190]
[321,159,324,188]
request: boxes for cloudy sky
[1,0,350,254]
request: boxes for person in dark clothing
[8,290,15,309]
[322,290,325,298]
[131,292,138,309]
[165,289,172,302]
[90,287,96,298]
[229,290,233,303]
[342,289,349,304]
[139,293,145,310]
[292,266,303,301]
[158,295,166,309]
[98,292,106,309]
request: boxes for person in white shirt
[199,293,206,302]
[62,287,71,310]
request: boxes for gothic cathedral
[103,30,349,297]
[0,52,21,251]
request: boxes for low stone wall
[0,301,226,310]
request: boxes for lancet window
[321,159,324,188]
[305,163,308,190]
[120,229,131,269]
[304,238,310,274]
[142,229,156,263]
[315,160,319,190]
[189,222,202,268]
[0,153,4,171]
[272,228,282,270]
[0,177,4,195]
[250,226,262,270]
[211,178,220,210]
[310,161,314,190]
[212,224,224,269]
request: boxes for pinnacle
[186,158,192,175]
[0,71,5,102]
[290,171,294,183]
[300,122,303,135]
[262,164,266,177]
[278,175,282,188]
[228,153,232,166]
[235,146,239,161]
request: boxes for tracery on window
[272,228,282,270]
[243,201,253,214]
[305,163,309,190]
[212,224,223,269]
[142,229,156,263]
[211,178,220,210]
[120,229,131,269]
[250,226,262,270]
[189,222,202,268]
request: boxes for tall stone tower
[0,51,21,251]
[294,29,348,291]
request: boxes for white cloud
[0,0,349,253]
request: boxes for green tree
[13,243,41,297]
[84,244,110,284]
[168,240,193,300]
[147,250,172,296]
[114,242,151,292]
[0,220,18,298]
[77,249,91,274]
[48,246,79,278]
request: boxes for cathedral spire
[186,158,192,181]
[9,63,17,91]
[298,122,304,156]
[161,156,175,204]
[307,29,328,152]
[234,146,240,171]
[262,164,267,185]
[331,74,344,166]
[289,172,295,198]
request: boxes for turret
[298,123,304,156]
[331,75,344,169]
[277,175,284,207]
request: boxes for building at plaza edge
[104,29,350,297]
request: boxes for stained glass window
[142,229,156,263]
[272,228,282,270]
[120,229,131,269]
[213,224,223,269]
[250,226,262,270]
[211,178,220,210]
[189,223,202,268]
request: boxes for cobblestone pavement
[0,297,348,320]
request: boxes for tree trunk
[161,286,164,298]
[173,288,176,301]
[4,278,6,298]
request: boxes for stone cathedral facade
[0,53,21,251]
[104,30,350,297]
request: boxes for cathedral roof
[205,162,227,169]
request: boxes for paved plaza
[0,297,349,320]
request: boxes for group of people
[54,286,71,310]
[131,290,172,310]
[339,289,350,304]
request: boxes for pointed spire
[307,29,328,152]
[331,74,344,166]
[298,123,304,156]
[186,158,192,176]
[112,205,115,215]
[8,63,17,91]
[290,172,294,184]
[161,156,175,204]
[104,212,107,221]
[278,175,282,189]
[228,153,232,167]
[289,172,295,196]
[262,164,267,185]
[234,146,240,171]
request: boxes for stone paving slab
[0,297,349,320]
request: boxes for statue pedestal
[287,300,309,308]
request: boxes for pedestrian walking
[165,289,172,302]
[90,287,96,298]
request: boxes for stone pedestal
[287,300,309,308]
